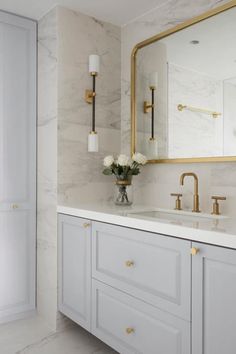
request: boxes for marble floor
[0,316,118,354]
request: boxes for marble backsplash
[121,0,236,217]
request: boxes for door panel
[0,12,36,322]
[192,242,236,354]
[58,214,91,331]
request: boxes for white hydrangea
[103,155,114,167]
[117,154,130,166]
[132,152,147,165]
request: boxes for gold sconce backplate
[143,101,153,113]
[85,89,96,104]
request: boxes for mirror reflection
[135,7,236,160]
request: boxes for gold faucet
[180,172,201,213]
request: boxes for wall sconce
[143,72,158,158]
[85,54,100,152]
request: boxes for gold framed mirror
[131,1,236,163]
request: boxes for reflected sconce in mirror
[143,72,158,158]
[85,54,100,152]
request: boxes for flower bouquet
[103,153,147,205]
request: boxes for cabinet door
[58,214,91,331]
[0,12,36,322]
[192,242,236,354]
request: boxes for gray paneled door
[192,242,236,354]
[0,11,36,323]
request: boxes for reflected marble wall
[121,0,236,217]
[57,7,121,205]
[168,63,223,158]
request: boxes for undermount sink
[127,208,229,224]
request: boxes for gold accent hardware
[126,327,135,334]
[125,260,134,267]
[177,104,221,118]
[211,196,226,215]
[131,1,236,164]
[12,204,19,209]
[85,89,96,104]
[143,101,154,113]
[170,193,182,210]
[83,223,91,228]
[191,247,199,256]
[180,173,200,213]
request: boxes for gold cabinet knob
[211,196,226,215]
[12,204,19,209]
[126,327,135,334]
[191,247,199,256]
[83,223,91,228]
[125,260,134,267]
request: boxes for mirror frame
[131,0,236,164]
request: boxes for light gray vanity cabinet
[192,242,236,354]
[58,214,91,331]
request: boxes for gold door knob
[125,260,134,267]
[12,204,19,209]
[83,223,91,228]
[126,327,135,334]
[191,247,199,256]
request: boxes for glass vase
[114,179,133,206]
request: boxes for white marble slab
[58,203,236,250]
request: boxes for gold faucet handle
[170,193,182,211]
[211,196,226,215]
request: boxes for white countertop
[57,203,236,249]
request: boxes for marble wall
[38,6,121,329]
[57,7,121,205]
[121,0,236,217]
[37,8,58,330]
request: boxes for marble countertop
[57,203,236,249]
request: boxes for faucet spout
[180,172,200,213]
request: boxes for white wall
[121,0,236,217]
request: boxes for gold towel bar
[177,104,221,118]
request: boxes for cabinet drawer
[92,222,191,320]
[92,280,190,354]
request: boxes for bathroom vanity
[57,204,236,354]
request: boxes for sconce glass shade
[148,71,158,88]
[88,132,98,152]
[147,138,158,159]
[89,54,100,74]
